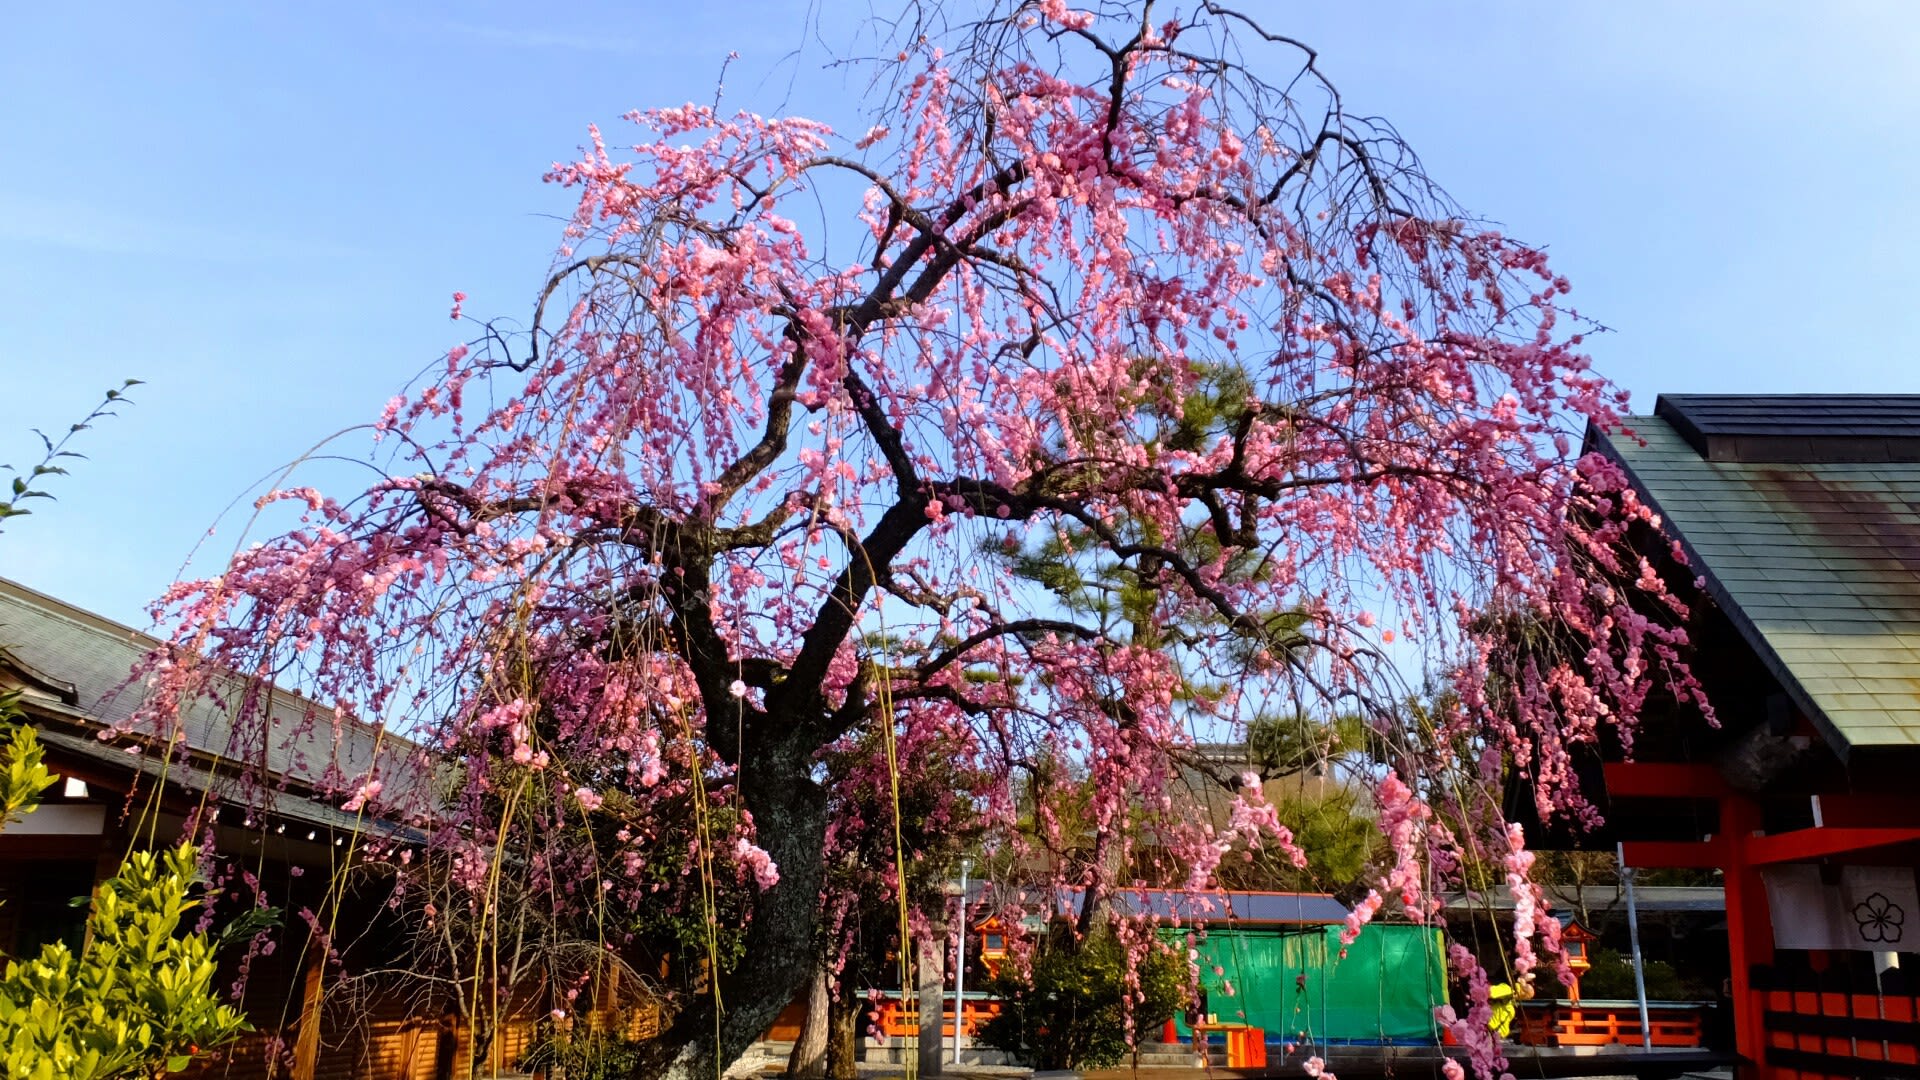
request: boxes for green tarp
[1173,924,1447,1045]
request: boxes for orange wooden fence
[1515,1001,1705,1048]
[870,998,1002,1040]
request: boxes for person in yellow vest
[1486,983,1517,1039]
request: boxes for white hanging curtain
[1761,865,1916,951]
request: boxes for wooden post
[951,860,969,1066]
[81,804,127,952]
[433,1008,458,1080]
[916,935,945,1078]
[290,949,325,1080]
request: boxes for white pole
[953,858,970,1065]
[1617,843,1652,1050]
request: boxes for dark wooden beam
[1619,837,1728,869]
[1747,826,1920,865]
[1812,793,1920,829]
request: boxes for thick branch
[919,618,1103,678]
[775,497,932,737]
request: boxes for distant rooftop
[1019,886,1349,926]
[1594,395,1920,758]
[1441,885,1724,916]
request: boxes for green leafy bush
[977,928,1185,1070]
[0,841,249,1079]
[0,382,238,1078]
[1575,947,1698,1002]
[0,693,55,825]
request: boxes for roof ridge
[0,575,158,649]
[0,574,429,757]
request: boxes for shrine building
[1576,395,1920,1079]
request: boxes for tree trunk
[787,967,830,1079]
[636,741,830,1080]
[469,1007,496,1080]
[825,984,861,1080]
[1073,824,1118,941]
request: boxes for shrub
[1575,947,1696,1002]
[977,928,1185,1070]
[517,1028,651,1080]
[0,694,55,825]
[0,843,250,1079]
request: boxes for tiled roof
[1595,401,1920,757]
[0,576,425,801]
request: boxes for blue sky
[6,1,1920,627]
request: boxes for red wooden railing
[1515,1001,1705,1048]
[870,998,1002,1040]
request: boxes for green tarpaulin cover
[1173,924,1446,1045]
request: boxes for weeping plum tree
[130,2,1709,1077]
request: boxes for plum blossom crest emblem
[1854,892,1905,944]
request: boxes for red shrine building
[1575,396,1920,1078]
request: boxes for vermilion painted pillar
[1720,795,1773,1080]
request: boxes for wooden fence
[1514,1000,1707,1048]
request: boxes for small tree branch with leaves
[0,380,140,534]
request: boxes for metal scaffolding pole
[1618,842,1653,1050]
[952,858,969,1065]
